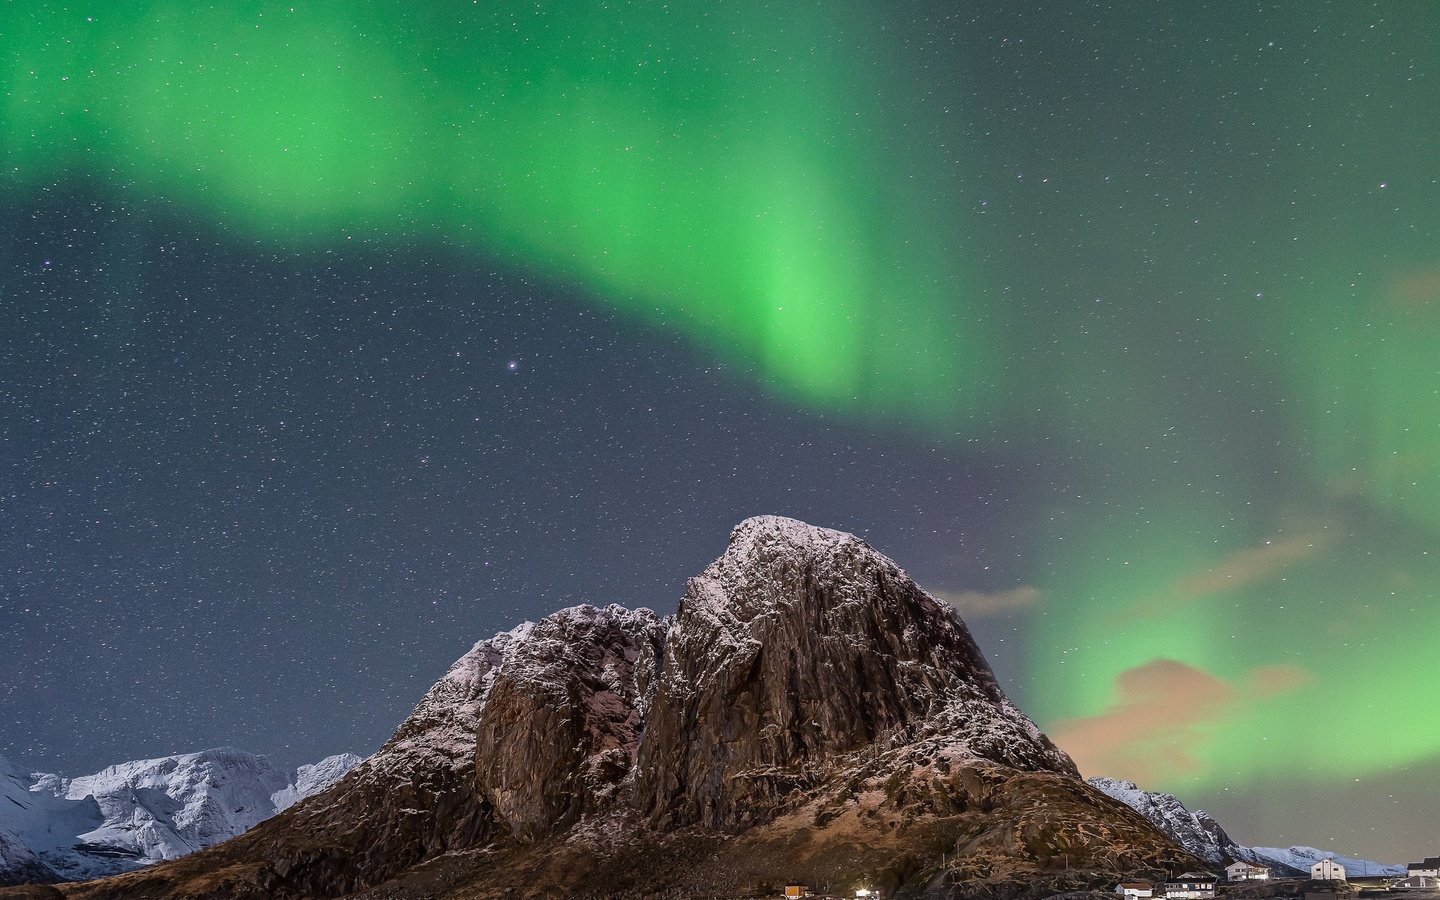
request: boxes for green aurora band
[6,1,1440,831]
[2,1,994,424]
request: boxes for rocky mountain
[633,517,1076,834]
[0,748,359,886]
[26,516,1201,899]
[1087,777,1403,876]
[1085,778,1236,867]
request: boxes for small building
[1117,881,1155,900]
[783,887,813,899]
[1226,862,1271,882]
[1310,858,1347,881]
[1163,873,1218,899]
[1393,876,1439,891]
[1408,857,1440,879]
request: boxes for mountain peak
[0,747,357,887]
[641,516,1077,831]
[728,514,869,554]
[685,514,907,628]
[42,518,1201,899]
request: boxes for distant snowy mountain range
[1088,776,1404,877]
[0,747,360,885]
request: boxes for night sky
[4,1,1438,864]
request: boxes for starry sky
[3,0,1438,864]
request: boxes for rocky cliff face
[636,517,1075,831]
[474,604,665,839]
[37,517,1200,900]
[1086,778,1236,867]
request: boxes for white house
[1408,858,1440,879]
[1116,882,1154,900]
[1163,874,1217,899]
[1225,862,1270,882]
[1310,858,1346,881]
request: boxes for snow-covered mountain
[1088,776,1404,876]
[1,751,105,883]
[0,747,360,885]
[1245,844,1405,878]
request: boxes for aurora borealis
[4,0,1438,863]
[3,1,994,421]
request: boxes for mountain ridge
[0,748,358,886]
[20,516,1203,899]
[1087,777,1404,876]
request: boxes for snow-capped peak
[288,753,363,804]
[0,747,359,886]
[1087,776,1404,876]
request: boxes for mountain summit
[46,516,1198,899]
[634,516,1077,831]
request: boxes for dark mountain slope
[38,517,1197,900]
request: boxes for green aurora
[5,0,1439,856]
[3,1,994,423]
